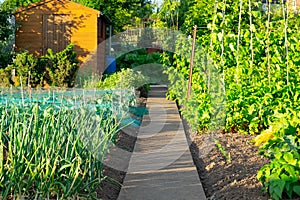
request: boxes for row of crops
[161,1,300,199]
[0,87,138,199]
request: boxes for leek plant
[0,100,121,199]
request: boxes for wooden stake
[283,0,289,84]
[266,0,271,84]
[236,0,243,84]
[187,25,197,100]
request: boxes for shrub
[45,44,79,87]
[0,9,14,69]
[116,48,161,71]
[6,44,79,88]
[8,51,45,87]
[97,68,150,90]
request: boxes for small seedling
[214,139,231,163]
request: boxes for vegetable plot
[162,0,300,199]
[0,88,136,199]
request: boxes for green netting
[0,87,143,126]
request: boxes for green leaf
[269,180,285,200]
[211,32,217,43]
[251,24,256,32]
[283,152,296,165]
[293,185,300,196]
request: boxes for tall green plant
[97,68,150,90]
[0,103,119,199]
[161,1,300,199]
[45,44,79,87]
[8,51,45,87]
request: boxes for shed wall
[15,0,100,63]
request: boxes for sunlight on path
[117,86,206,200]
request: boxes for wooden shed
[14,0,111,74]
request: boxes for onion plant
[0,88,135,199]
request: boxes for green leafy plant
[0,103,118,199]
[5,44,79,88]
[254,111,300,200]
[8,51,45,87]
[0,68,11,87]
[97,68,150,90]
[116,48,162,72]
[45,44,79,87]
[0,87,139,198]
[161,3,300,199]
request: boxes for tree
[156,0,181,29]
[2,0,154,33]
[97,0,154,32]
[71,0,154,32]
[1,0,41,10]
[0,7,15,68]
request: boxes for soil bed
[97,98,146,200]
[186,129,271,200]
[97,130,136,200]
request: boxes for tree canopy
[1,0,154,33]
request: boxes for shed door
[43,14,71,55]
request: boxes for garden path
[117,86,206,200]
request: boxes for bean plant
[161,0,300,199]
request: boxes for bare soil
[97,130,137,200]
[186,130,271,200]
[97,98,146,200]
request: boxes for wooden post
[187,25,197,100]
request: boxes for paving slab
[117,86,206,200]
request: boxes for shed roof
[14,0,100,15]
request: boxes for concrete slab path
[117,86,206,200]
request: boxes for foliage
[116,49,168,85]
[0,91,125,198]
[72,0,154,32]
[2,0,154,33]
[255,112,300,200]
[162,34,214,132]
[1,0,40,10]
[0,9,13,41]
[161,1,300,199]
[215,139,231,163]
[45,44,79,87]
[162,1,300,133]
[137,28,157,48]
[0,8,14,69]
[181,0,214,36]
[5,44,79,88]
[97,68,150,90]
[116,49,160,70]
[154,0,181,29]
[7,51,45,87]
[0,68,12,87]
